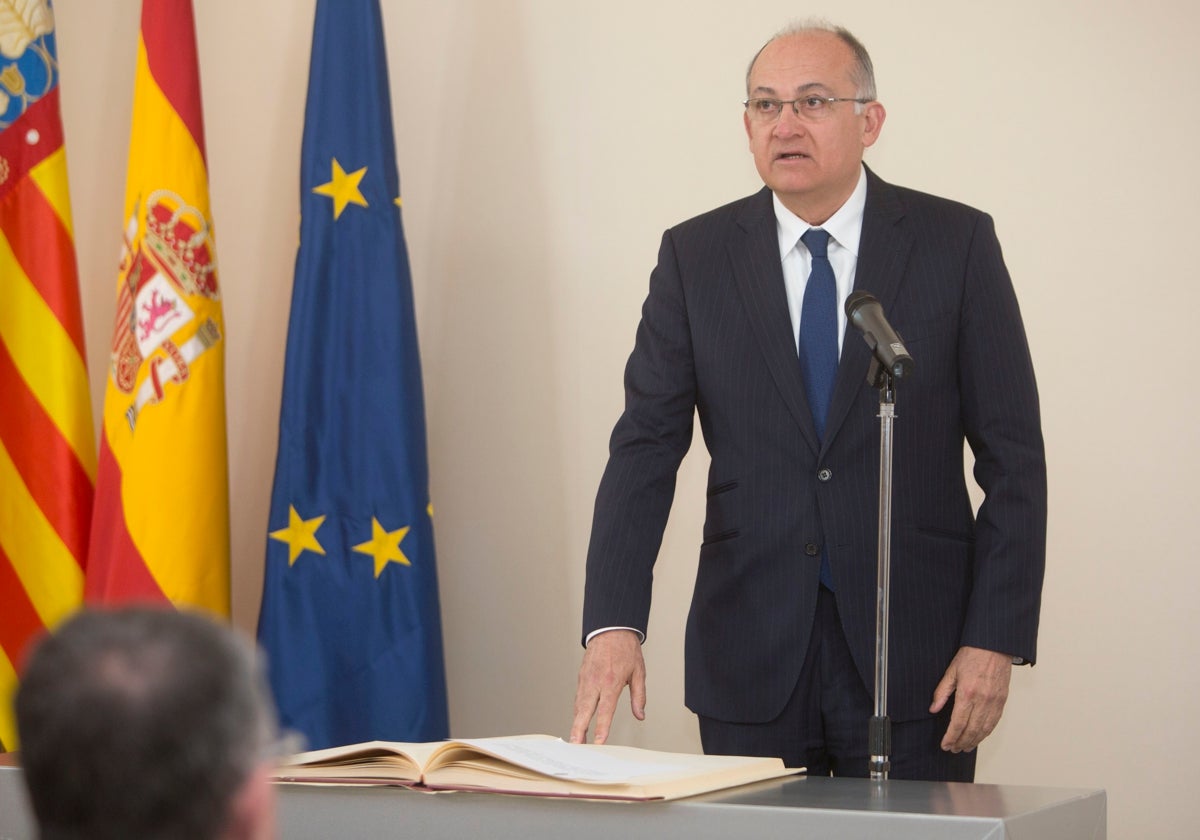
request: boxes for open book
[273,734,801,801]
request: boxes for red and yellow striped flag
[86,0,229,616]
[0,5,94,748]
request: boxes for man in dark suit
[569,22,1045,782]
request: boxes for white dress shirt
[774,164,868,360]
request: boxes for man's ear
[861,101,886,148]
[220,764,277,840]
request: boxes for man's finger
[630,668,647,721]
[941,701,970,752]
[569,686,599,744]
[929,670,956,715]
[591,681,623,744]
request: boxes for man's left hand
[929,646,1013,753]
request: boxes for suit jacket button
[817,468,833,482]
[805,543,820,556]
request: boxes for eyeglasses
[743,96,872,123]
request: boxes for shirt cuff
[585,626,645,646]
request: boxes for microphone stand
[867,357,895,781]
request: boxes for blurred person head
[16,607,280,840]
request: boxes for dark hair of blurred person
[16,607,280,840]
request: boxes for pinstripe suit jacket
[582,167,1046,724]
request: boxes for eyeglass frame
[743,96,874,122]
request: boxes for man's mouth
[776,152,809,161]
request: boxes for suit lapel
[729,188,822,454]
[823,168,913,452]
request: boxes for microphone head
[845,290,878,319]
[843,290,914,379]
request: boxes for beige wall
[54,2,1198,837]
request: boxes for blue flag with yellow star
[256,0,448,749]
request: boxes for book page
[451,736,694,784]
[275,739,445,781]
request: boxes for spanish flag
[86,0,229,616]
[0,3,93,749]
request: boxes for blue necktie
[798,228,837,589]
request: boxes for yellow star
[352,518,412,578]
[269,506,326,565]
[312,158,368,219]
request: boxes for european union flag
[257,0,449,749]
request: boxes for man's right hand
[569,629,646,744]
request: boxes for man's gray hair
[745,20,877,106]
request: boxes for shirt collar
[773,165,868,259]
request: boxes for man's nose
[773,105,807,137]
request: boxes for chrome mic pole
[869,365,895,781]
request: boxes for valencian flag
[257,0,449,749]
[86,0,229,615]
[0,0,93,749]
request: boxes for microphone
[844,291,914,379]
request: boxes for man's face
[744,31,885,223]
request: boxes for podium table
[0,765,1105,839]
